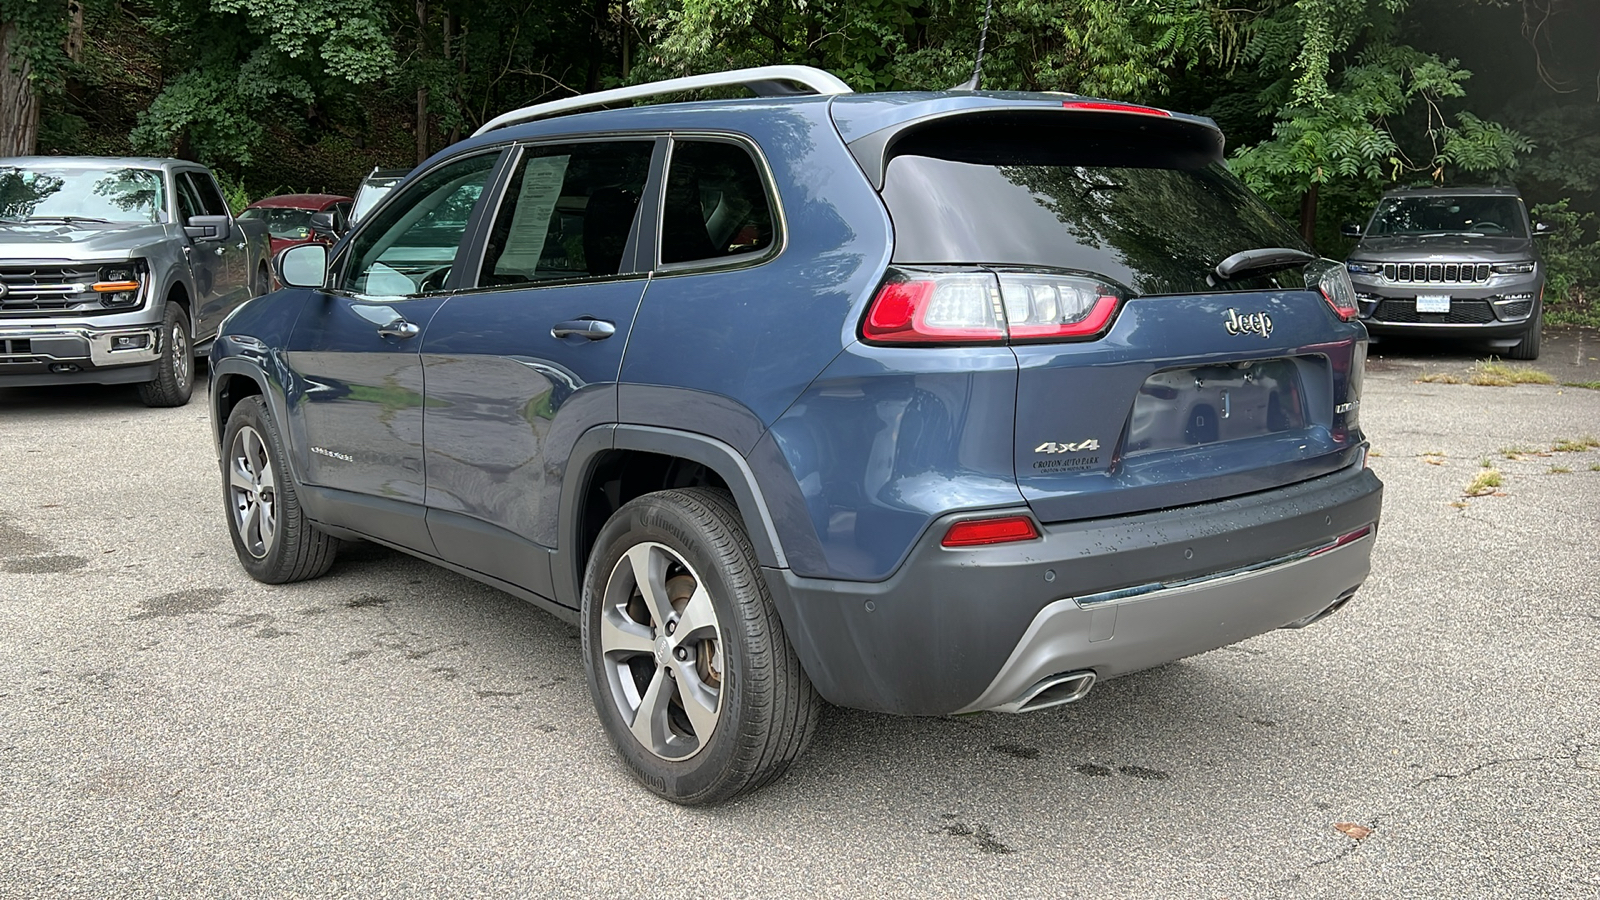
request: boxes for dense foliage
[2,0,1594,315]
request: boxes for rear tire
[137,303,194,407]
[222,396,340,583]
[580,487,820,805]
[1506,310,1542,360]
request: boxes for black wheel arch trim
[554,424,791,608]
[208,357,302,486]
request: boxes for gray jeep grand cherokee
[1343,187,1546,359]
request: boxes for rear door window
[659,139,776,266]
[879,122,1306,296]
[476,140,655,287]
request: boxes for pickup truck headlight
[1491,261,1536,275]
[94,262,145,309]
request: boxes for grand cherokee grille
[1373,299,1496,325]
[1382,262,1491,285]
[0,265,114,317]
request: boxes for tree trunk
[65,0,84,62]
[1299,183,1320,247]
[415,0,429,164]
[585,0,606,92]
[416,87,429,164]
[0,22,40,156]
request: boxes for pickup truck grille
[1382,262,1491,285]
[0,265,108,316]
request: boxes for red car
[238,193,353,258]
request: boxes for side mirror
[276,243,328,289]
[185,214,232,242]
[1340,222,1362,238]
[1533,221,1553,237]
[309,209,339,239]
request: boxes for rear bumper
[765,461,1383,716]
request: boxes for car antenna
[950,0,995,91]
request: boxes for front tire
[137,303,194,407]
[581,488,820,805]
[222,396,340,583]
[1506,309,1542,360]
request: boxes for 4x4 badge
[1224,308,1273,338]
[1035,440,1100,454]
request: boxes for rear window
[881,133,1307,296]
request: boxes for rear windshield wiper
[1214,247,1315,281]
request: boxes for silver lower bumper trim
[0,325,163,367]
[958,532,1375,713]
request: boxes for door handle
[377,320,420,340]
[551,318,616,341]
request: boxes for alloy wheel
[170,323,190,391]
[227,424,278,559]
[598,542,724,760]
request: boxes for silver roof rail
[472,65,853,137]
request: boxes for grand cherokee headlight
[1491,261,1536,275]
[1346,261,1383,276]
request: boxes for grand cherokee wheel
[1506,309,1542,360]
[581,487,820,805]
[222,396,339,583]
[137,303,193,407]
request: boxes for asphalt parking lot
[3,332,1598,899]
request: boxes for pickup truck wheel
[137,304,193,407]
[581,487,820,805]
[1506,309,1542,360]
[222,396,339,583]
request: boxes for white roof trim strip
[473,65,853,137]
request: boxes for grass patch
[1551,436,1600,452]
[1466,360,1557,386]
[1501,445,1540,459]
[1479,457,1492,468]
[1449,500,1469,509]
[1464,469,1503,496]
[1416,371,1462,384]
[1591,463,1600,472]
[1550,465,1572,474]
[1564,381,1600,390]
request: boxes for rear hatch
[858,103,1367,523]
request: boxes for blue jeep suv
[210,66,1383,804]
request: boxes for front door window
[344,153,498,297]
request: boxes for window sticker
[496,155,570,274]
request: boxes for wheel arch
[555,425,789,608]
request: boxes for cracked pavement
[2,336,1598,898]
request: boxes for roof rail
[472,65,853,137]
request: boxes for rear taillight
[941,515,1040,547]
[1305,259,1358,321]
[862,267,1123,345]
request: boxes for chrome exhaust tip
[989,670,1096,714]
[1281,587,1359,629]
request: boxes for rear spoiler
[842,105,1226,190]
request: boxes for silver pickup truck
[1,157,271,406]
